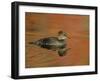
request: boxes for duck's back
[34,37,61,50]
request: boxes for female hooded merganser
[29,31,70,56]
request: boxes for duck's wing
[33,37,58,50]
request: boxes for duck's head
[58,31,67,40]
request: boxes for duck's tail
[29,40,41,46]
[29,41,38,45]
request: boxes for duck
[29,31,70,56]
